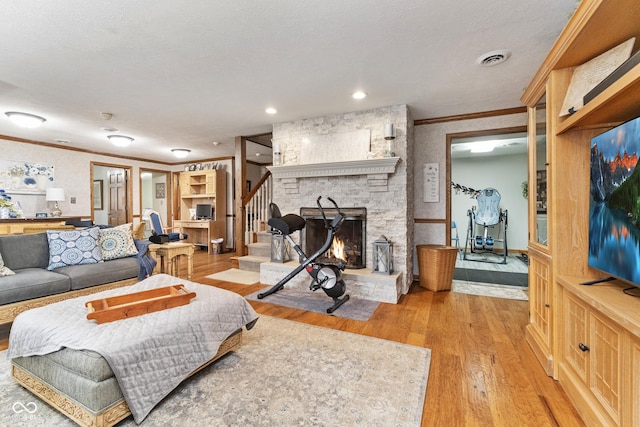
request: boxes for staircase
[238,230,271,272]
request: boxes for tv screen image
[589,115,640,286]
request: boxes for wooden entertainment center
[174,170,226,254]
[522,1,640,425]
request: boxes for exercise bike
[257,196,350,313]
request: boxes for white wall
[1,138,179,226]
[451,153,528,251]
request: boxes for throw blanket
[134,239,157,280]
[8,274,259,424]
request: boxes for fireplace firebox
[300,207,366,269]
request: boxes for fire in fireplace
[300,207,366,269]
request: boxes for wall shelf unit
[522,1,640,425]
[175,170,226,253]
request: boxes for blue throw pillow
[47,226,103,270]
[98,223,138,261]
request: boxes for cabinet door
[205,172,216,195]
[563,292,589,383]
[589,311,622,425]
[632,338,640,426]
[529,255,551,341]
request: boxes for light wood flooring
[0,250,583,426]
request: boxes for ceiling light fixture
[470,141,496,153]
[107,135,134,147]
[352,91,367,100]
[212,141,221,146]
[5,111,47,128]
[171,149,191,158]
[265,107,277,114]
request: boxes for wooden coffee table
[148,242,195,280]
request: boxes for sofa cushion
[55,257,139,290]
[0,232,50,270]
[0,252,15,276]
[98,224,138,261]
[47,227,103,270]
[0,268,71,306]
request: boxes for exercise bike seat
[268,202,306,235]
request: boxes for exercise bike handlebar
[316,196,345,230]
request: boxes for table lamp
[46,188,65,217]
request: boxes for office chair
[148,211,187,242]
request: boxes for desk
[173,219,225,254]
[148,242,195,280]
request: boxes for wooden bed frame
[11,329,243,427]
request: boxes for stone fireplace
[300,207,366,269]
[260,104,415,304]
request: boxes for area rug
[245,287,380,321]
[452,280,528,301]
[454,268,528,288]
[206,268,260,285]
[1,316,431,426]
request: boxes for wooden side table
[148,242,195,280]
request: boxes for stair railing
[242,171,272,245]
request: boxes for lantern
[372,236,393,274]
[270,234,291,263]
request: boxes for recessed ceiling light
[54,139,70,144]
[101,127,119,132]
[265,107,277,114]
[476,50,512,67]
[352,91,367,100]
[5,111,47,128]
[212,141,221,146]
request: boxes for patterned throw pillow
[0,251,15,276]
[98,223,139,261]
[47,227,103,270]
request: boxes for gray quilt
[7,274,259,424]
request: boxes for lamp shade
[5,111,47,128]
[46,188,65,202]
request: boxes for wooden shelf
[557,62,640,134]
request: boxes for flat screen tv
[195,204,213,220]
[589,115,640,287]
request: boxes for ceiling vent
[476,50,511,67]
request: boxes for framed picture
[35,212,48,218]
[155,182,166,199]
[93,180,104,210]
[246,180,252,193]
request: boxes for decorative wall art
[423,163,440,203]
[93,180,104,210]
[0,160,54,194]
[155,183,166,199]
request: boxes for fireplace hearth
[300,207,366,269]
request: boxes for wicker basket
[416,244,459,291]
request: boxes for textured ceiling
[0,0,577,163]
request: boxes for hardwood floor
[0,250,584,426]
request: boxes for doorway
[91,162,132,226]
[140,169,171,238]
[447,127,529,286]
